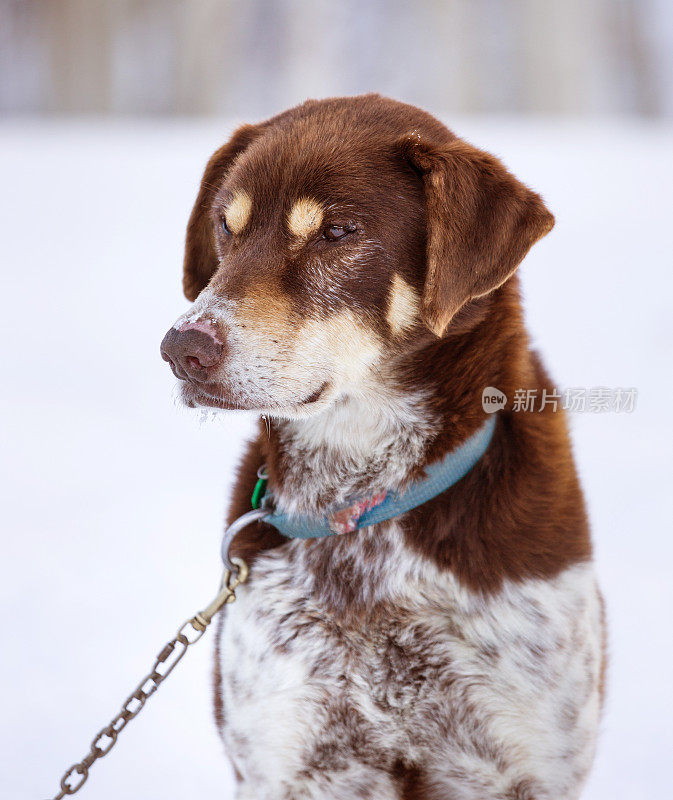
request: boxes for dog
[160,95,605,800]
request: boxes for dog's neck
[268,381,437,517]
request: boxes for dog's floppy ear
[183,123,263,301]
[400,133,555,337]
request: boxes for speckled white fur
[273,386,436,516]
[218,531,602,800]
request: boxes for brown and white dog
[160,95,605,800]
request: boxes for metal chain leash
[45,558,249,799]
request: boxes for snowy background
[0,117,671,799]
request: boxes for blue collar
[260,414,497,540]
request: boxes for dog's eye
[323,224,355,241]
[221,217,231,236]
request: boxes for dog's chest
[215,529,603,798]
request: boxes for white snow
[0,118,671,799]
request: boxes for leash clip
[220,508,271,573]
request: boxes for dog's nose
[160,321,224,381]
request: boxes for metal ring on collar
[220,508,271,573]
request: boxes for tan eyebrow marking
[288,197,323,239]
[387,273,419,335]
[225,191,252,234]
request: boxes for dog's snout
[160,321,224,381]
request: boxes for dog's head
[161,95,553,418]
